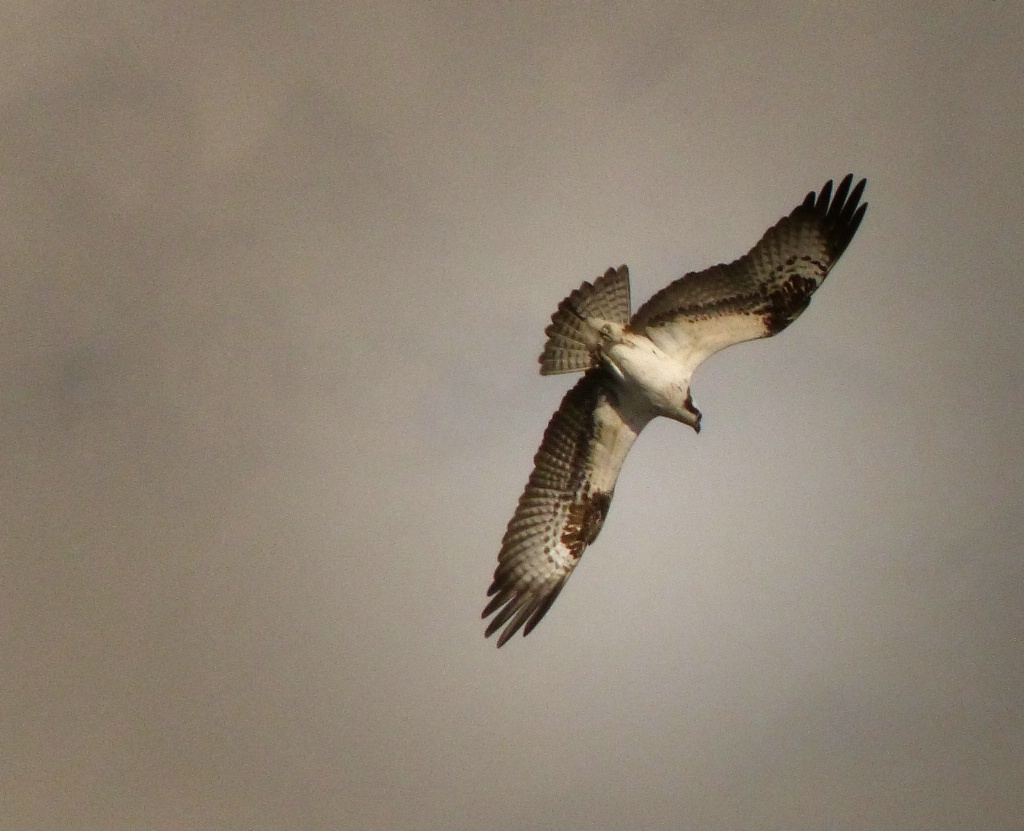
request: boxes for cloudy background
[3,3,1023,829]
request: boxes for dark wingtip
[832,174,852,211]
[816,178,834,210]
[807,174,868,258]
[848,201,868,239]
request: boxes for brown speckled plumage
[485,176,867,647]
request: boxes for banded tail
[538,265,632,375]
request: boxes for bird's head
[677,388,702,433]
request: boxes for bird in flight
[483,175,868,647]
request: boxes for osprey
[484,175,868,647]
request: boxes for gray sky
[3,3,1023,829]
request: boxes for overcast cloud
[3,3,1023,829]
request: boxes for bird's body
[484,176,868,647]
[600,325,697,425]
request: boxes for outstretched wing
[630,175,867,367]
[484,369,648,647]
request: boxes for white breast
[604,332,694,419]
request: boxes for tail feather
[538,265,632,375]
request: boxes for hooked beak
[685,391,702,433]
